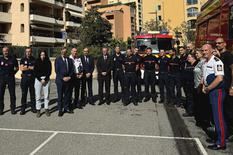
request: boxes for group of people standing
[0,37,232,151]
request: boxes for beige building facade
[0,0,84,46]
[98,4,136,41]
[85,0,136,41]
[142,0,208,30]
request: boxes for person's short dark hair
[171,48,177,52]
[179,46,186,49]
[146,47,152,51]
[61,47,67,51]
[188,53,197,60]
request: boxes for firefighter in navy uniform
[133,48,143,103]
[167,48,181,105]
[122,49,138,106]
[112,46,124,103]
[19,47,36,115]
[142,47,158,103]
[202,44,227,150]
[0,47,19,115]
[157,49,170,104]
[179,46,188,105]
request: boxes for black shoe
[76,105,83,109]
[58,111,63,117]
[207,144,226,150]
[36,110,41,118]
[0,111,3,115]
[106,101,111,105]
[123,102,129,106]
[144,98,150,102]
[98,100,105,105]
[133,102,138,106]
[89,101,95,105]
[64,110,74,114]
[158,100,164,104]
[20,110,26,115]
[11,110,16,115]
[31,109,37,113]
[45,109,50,117]
[182,113,194,117]
[152,97,157,103]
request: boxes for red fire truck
[134,32,174,55]
[196,0,233,49]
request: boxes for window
[20,24,24,33]
[20,3,24,12]
[106,15,114,20]
[187,0,198,5]
[187,7,198,17]
[187,19,196,29]
[158,15,162,21]
[158,5,161,11]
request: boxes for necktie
[65,58,69,72]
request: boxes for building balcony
[30,14,64,25]
[30,14,56,24]
[31,0,55,5]
[68,10,84,18]
[1,0,11,3]
[66,21,81,27]
[0,12,12,23]
[67,38,79,44]
[0,33,12,44]
[65,4,83,12]
[30,36,65,44]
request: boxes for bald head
[202,44,213,60]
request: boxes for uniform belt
[22,74,33,77]
[115,68,122,71]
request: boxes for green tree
[143,19,171,32]
[173,22,196,45]
[79,8,112,47]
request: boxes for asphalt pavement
[0,80,232,155]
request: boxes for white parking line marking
[194,138,208,155]
[0,127,194,140]
[0,128,208,155]
[29,132,58,155]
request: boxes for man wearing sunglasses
[216,38,233,140]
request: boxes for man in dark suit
[55,47,74,117]
[97,47,112,105]
[81,48,95,105]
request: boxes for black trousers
[224,93,233,135]
[0,75,16,113]
[71,77,85,106]
[135,71,142,101]
[183,80,194,114]
[98,75,111,102]
[83,76,93,102]
[144,70,156,99]
[193,87,211,128]
[123,72,137,103]
[113,70,124,99]
[167,73,181,104]
[158,72,169,101]
[56,80,72,112]
[20,75,36,111]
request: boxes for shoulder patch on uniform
[214,57,220,61]
[217,64,223,71]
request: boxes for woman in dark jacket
[34,49,52,117]
[182,53,199,117]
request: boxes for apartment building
[85,0,136,41]
[142,0,208,30]
[0,0,84,46]
[107,0,143,32]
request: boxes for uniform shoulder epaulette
[214,56,220,61]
